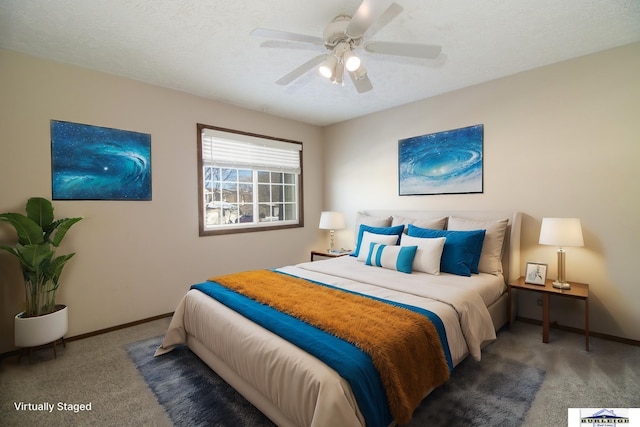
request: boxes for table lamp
[319,211,345,253]
[538,218,584,290]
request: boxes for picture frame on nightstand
[525,262,547,285]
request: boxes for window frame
[197,123,304,236]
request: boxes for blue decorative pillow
[407,224,486,276]
[352,224,405,258]
[365,242,418,274]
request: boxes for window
[197,124,303,235]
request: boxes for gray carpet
[128,335,544,427]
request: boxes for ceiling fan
[250,0,442,93]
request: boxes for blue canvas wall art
[51,120,151,200]
[398,124,483,195]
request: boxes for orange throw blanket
[208,270,450,424]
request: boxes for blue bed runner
[192,272,452,427]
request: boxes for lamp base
[552,281,571,290]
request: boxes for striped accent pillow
[365,242,418,274]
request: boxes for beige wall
[1,43,638,353]
[323,43,640,341]
[0,50,324,353]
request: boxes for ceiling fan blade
[346,0,395,39]
[275,54,327,85]
[363,2,403,38]
[259,40,325,52]
[348,71,373,93]
[250,28,323,46]
[364,41,442,59]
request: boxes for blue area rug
[126,337,276,427]
[127,336,544,426]
[414,350,545,426]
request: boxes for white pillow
[365,243,418,274]
[354,212,392,245]
[447,216,508,275]
[391,215,447,231]
[356,231,399,262]
[400,234,446,275]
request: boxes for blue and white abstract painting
[51,120,151,200]
[399,124,483,195]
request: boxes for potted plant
[0,197,82,348]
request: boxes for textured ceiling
[1,0,639,126]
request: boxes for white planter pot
[14,305,68,348]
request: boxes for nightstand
[508,276,589,351]
[310,250,350,262]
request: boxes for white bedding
[159,289,366,427]
[157,256,500,427]
[294,257,506,307]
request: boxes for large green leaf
[0,213,44,245]
[26,197,54,229]
[46,253,76,286]
[15,243,54,272]
[51,217,83,247]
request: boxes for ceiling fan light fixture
[319,55,338,78]
[253,0,445,94]
[343,49,361,72]
[332,62,344,85]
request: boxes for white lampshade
[319,211,345,230]
[539,218,584,247]
[538,217,583,290]
[319,55,338,79]
[343,49,361,72]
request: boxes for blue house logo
[581,408,629,425]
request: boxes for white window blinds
[202,128,301,173]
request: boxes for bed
[156,210,522,427]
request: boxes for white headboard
[363,210,522,283]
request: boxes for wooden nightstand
[508,276,589,351]
[310,250,350,262]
